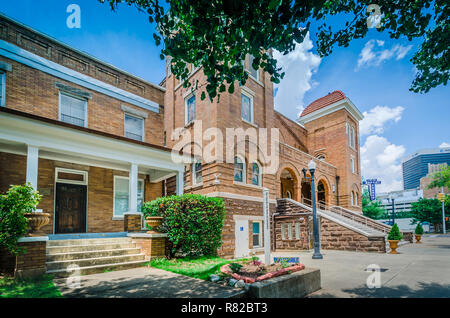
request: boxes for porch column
[129,163,138,213]
[176,169,184,195]
[26,146,39,189]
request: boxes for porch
[0,107,188,235]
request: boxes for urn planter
[388,240,399,254]
[24,212,50,236]
[145,216,163,234]
[415,234,422,244]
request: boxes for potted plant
[387,223,403,254]
[414,223,424,243]
[142,202,164,234]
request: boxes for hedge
[142,194,226,257]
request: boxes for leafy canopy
[362,189,385,219]
[427,165,450,190]
[101,0,449,100]
[410,197,449,226]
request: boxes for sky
[1,1,449,193]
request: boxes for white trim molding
[298,98,364,125]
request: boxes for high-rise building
[402,147,450,190]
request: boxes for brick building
[1,14,387,261]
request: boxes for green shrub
[387,223,403,241]
[229,263,243,273]
[142,194,226,257]
[0,183,41,255]
[415,223,424,235]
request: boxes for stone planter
[388,240,399,254]
[145,216,163,234]
[24,212,50,237]
[415,234,422,244]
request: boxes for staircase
[46,237,146,277]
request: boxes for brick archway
[277,164,300,201]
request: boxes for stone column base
[127,233,168,260]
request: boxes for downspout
[336,176,340,206]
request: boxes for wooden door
[55,183,87,233]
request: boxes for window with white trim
[251,162,261,186]
[295,222,300,239]
[351,126,355,148]
[0,71,5,107]
[59,92,87,127]
[234,156,246,183]
[113,176,144,217]
[185,94,196,125]
[192,160,202,185]
[241,91,253,123]
[124,113,144,141]
[247,54,259,80]
[252,221,262,247]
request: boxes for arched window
[351,191,354,206]
[286,191,292,199]
[354,192,358,206]
[251,162,261,186]
[234,156,246,183]
[317,155,325,161]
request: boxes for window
[295,222,300,239]
[59,93,87,127]
[192,160,202,185]
[351,191,355,206]
[185,94,196,125]
[124,113,144,141]
[351,127,355,148]
[252,222,261,247]
[350,156,355,173]
[286,191,292,199]
[287,223,293,239]
[113,176,144,217]
[281,223,287,240]
[317,155,325,161]
[247,55,259,80]
[0,71,5,107]
[251,162,261,186]
[241,91,253,123]
[354,192,358,206]
[234,156,245,183]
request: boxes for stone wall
[320,217,386,253]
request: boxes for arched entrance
[317,179,329,207]
[301,177,312,205]
[279,168,298,201]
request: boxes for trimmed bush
[142,194,226,257]
[387,223,403,241]
[0,183,41,255]
[415,223,424,235]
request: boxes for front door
[235,219,249,258]
[55,183,87,233]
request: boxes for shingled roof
[300,90,346,117]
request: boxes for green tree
[410,197,449,232]
[427,165,450,190]
[362,190,385,219]
[101,0,449,100]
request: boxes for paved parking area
[272,235,450,297]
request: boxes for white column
[26,146,39,189]
[176,169,184,195]
[129,163,138,213]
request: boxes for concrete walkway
[54,266,245,298]
[272,235,450,298]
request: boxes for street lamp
[306,160,323,259]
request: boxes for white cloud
[360,105,404,136]
[273,32,321,119]
[361,135,406,193]
[356,40,413,69]
[440,142,450,148]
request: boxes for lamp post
[306,160,323,259]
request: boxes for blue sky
[1,1,449,192]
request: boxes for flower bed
[220,260,305,284]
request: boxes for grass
[148,256,251,280]
[0,274,62,298]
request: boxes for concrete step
[46,248,142,262]
[46,254,145,271]
[47,237,132,247]
[47,243,136,254]
[48,260,148,278]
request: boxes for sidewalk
[54,266,245,298]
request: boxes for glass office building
[402,147,450,190]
